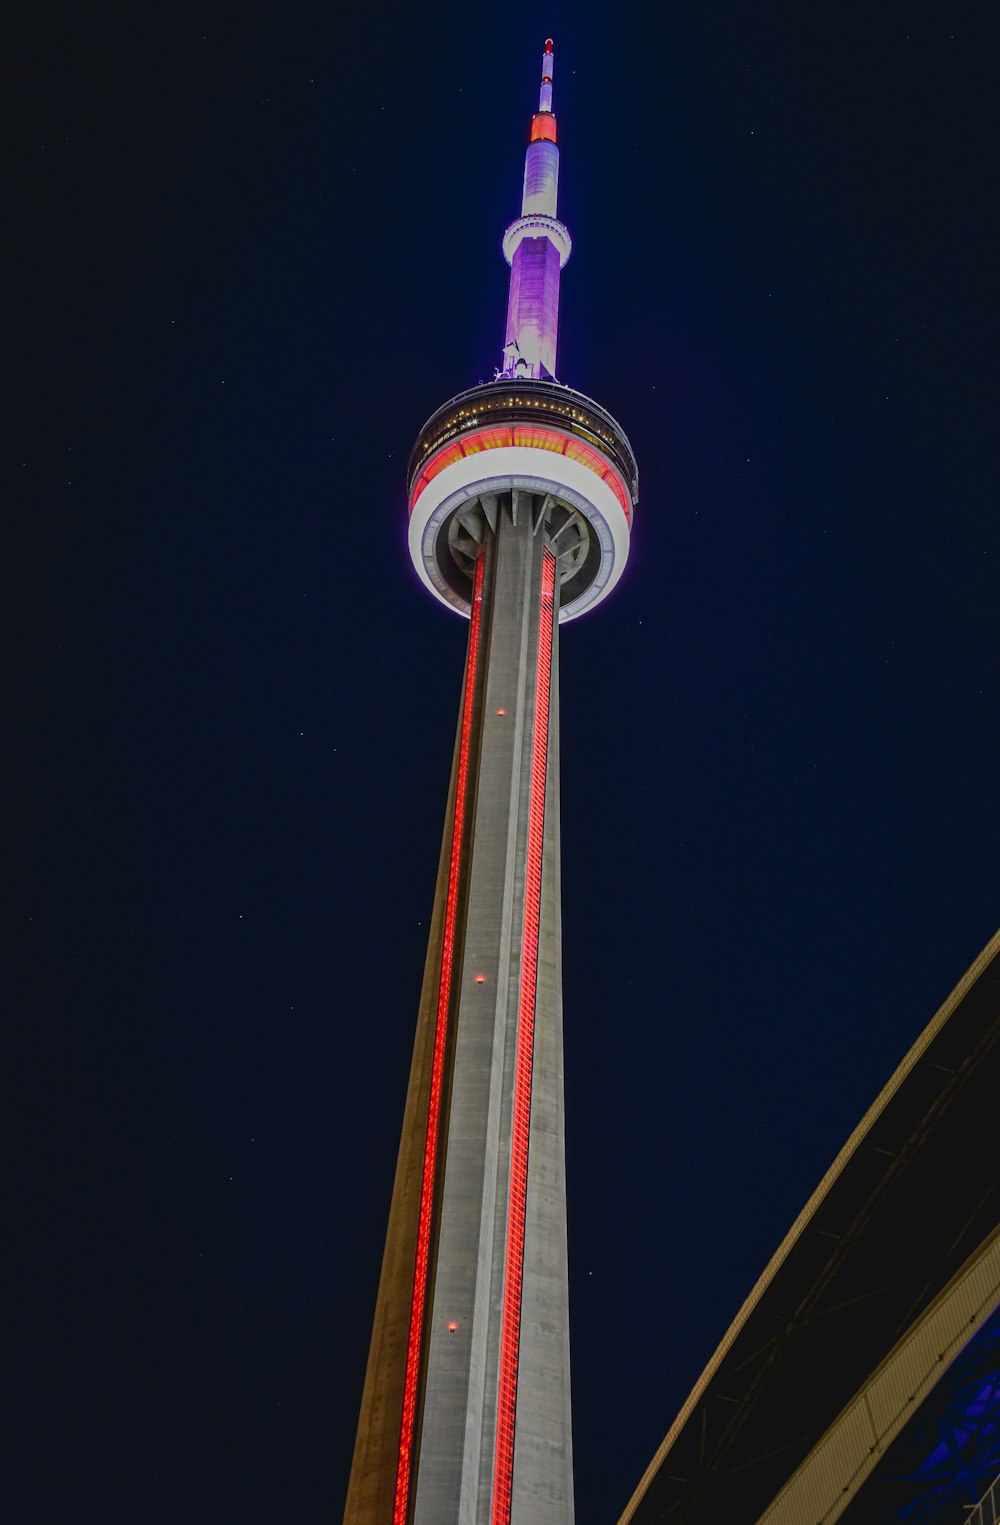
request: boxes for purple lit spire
[500,39,572,382]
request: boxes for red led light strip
[491,548,556,1525]
[393,553,485,1525]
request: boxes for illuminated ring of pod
[411,426,632,524]
[408,446,631,624]
[502,213,571,268]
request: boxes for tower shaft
[345,503,573,1525]
[347,37,637,1524]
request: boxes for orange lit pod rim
[411,425,632,523]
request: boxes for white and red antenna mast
[500,38,571,381]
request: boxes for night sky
[15,4,998,1521]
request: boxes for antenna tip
[544,38,553,52]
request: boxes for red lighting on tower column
[393,555,485,1525]
[491,547,556,1525]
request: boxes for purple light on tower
[500,40,571,382]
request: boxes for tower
[345,41,638,1525]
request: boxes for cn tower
[345,41,638,1525]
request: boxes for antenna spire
[538,37,554,115]
[499,39,571,381]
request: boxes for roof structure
[619,930,1000,1525]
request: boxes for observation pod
[408,379,639,623]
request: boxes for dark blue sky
[15,3,997,1521]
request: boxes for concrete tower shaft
[345,504,572,1525]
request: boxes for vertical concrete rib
[343,613,476,1525]
[510,604,574,1523]
[491,546,558,1525]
